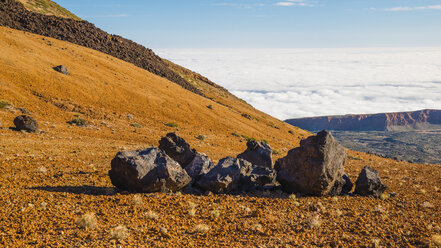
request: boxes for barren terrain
[332,130,441,165]
[0,26,440,247]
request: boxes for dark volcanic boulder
[195,157,277,193]
[53,65,68,75]
[13,115,38,132]
[275,130,347,196]
[109,148,191,193]
[237,140,273,168]
[341,174,354,194]
[354,166,387,196]
[195,157,253,193]
[159,133,196,167]
[185,152,215,179]
[242,166,277,190]
[329,174,353,195]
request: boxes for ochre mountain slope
[1,0,262,108]
[16,0,81,20]
[0,26,309,161]
[0,0,202,95]
[1,28,441,247]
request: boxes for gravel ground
[1,126,440,247]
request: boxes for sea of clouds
[156,48,441,120]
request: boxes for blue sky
[57,0,441,48]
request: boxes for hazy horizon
[157,47,441,119]
[53,0,441,119]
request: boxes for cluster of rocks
[109,130,387,197]
[109,133,276,194]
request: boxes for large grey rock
[354,166,387,196]
[275,130,347,196]
[237,140,273,168]
[195,157,253,193]
[53,65,68,75]
[159,133,196,167]
[185,152,215,179]
[13,115,38,132]
[108,148,191,193]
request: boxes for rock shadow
[30,185,117,196]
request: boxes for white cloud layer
[157,48,441,120]
[383,5,441,11]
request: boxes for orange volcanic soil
[0,27,440,247]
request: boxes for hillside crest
[16,0,81,20]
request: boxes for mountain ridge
[16,0,81,20]
[286,109,441,131]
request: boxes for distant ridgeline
[0,0,203,96]
[286,109,441,131]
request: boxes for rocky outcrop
[0,0,202,95]
[110,134,276,194]
[354,166,387,196]
[159,133,196,167]
[237,140,273,168]
[13,115,38,132]
[108,132,362,196]
[195,157,252,193]
[195,157,277,193]
[286,109,441,131]
[275,130,349,196]
[109,148,191,193]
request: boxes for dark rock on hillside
[185,152,215,179]
[0,0,202,95]
[237,140,273,168]
[159,133,196,167]
[354,166,387,196]
[13,115,38,132]
[109,148,191,193]
[53,65,68,75]
[275,130,347,196]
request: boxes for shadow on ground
[30,185,356,199]
[30,185,117,196]
[29,185,295,199]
